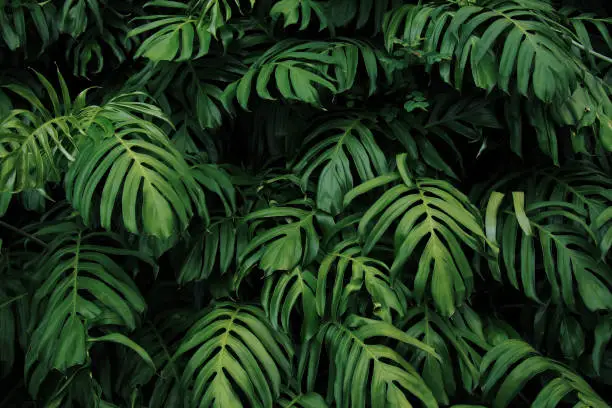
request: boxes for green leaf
[262,267,319,342]
[0,2,55,52]
[593,317,612,375]
[294,114,389,215]
[1,71,79,192]
[511,192,531,236]
[270,0,329,32]
[490,198,612,311]
[397,305,488,404]
[353,175,486,316]
[130,11,212,61]
[277,391,328,407]
[0,277,28,378]
[316,239,407,323]
[481,339,608,408]
[332,38,384,95]
[65,96,205,238]
[485,192,504,247]
[25,224,148,396]
[328,0,394,33]
[228,40,338,109]
[239,204,320,278]
[384,2,582,102]
[114,309,197,408]
[315,316,439,408]
[89,333,155,371]
[174,302,293,408]
[179,218,238,283]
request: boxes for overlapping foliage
[1,0,611,406]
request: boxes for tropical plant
[1,0,611,407]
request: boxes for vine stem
[0,220,49,248]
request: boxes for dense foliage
[1,0,612,406]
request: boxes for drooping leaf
[277,390,328,408]
[179,217,241,283]
[481,339,608,408]
[0,274,28,379]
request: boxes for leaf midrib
[214,307,241,377]
[71,232,82,318]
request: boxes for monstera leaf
[179,217,243,283]
[178,164,238,282]
[311,315,440,408]
[1,0,612,406]
[0,1,57,51]
[129,4,213,62]
[326,0,397,32]
[276,390,328,408]
[0,71,85,192]
[293,113,389,215]
[238,202,320,278]
[316,238,407,322]
[65,95,206,238]
[262,266,319,342]
[67,17,139,77]
[345,156,488,316]
[114,309,198,408]
[25,221,154,397]
[384,0,584,102]
[485,192,612,311]
[173,302,293,408]
[481,339,608,408]
[0,273,28,378]
[270,0,330,32]
[190,0,256,36]
[396,305,489,405]
[227,40,338,109]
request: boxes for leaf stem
[0,292,27,310]
[0,220,49,248]
[571,39,612,65]
[0,379,25,408]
